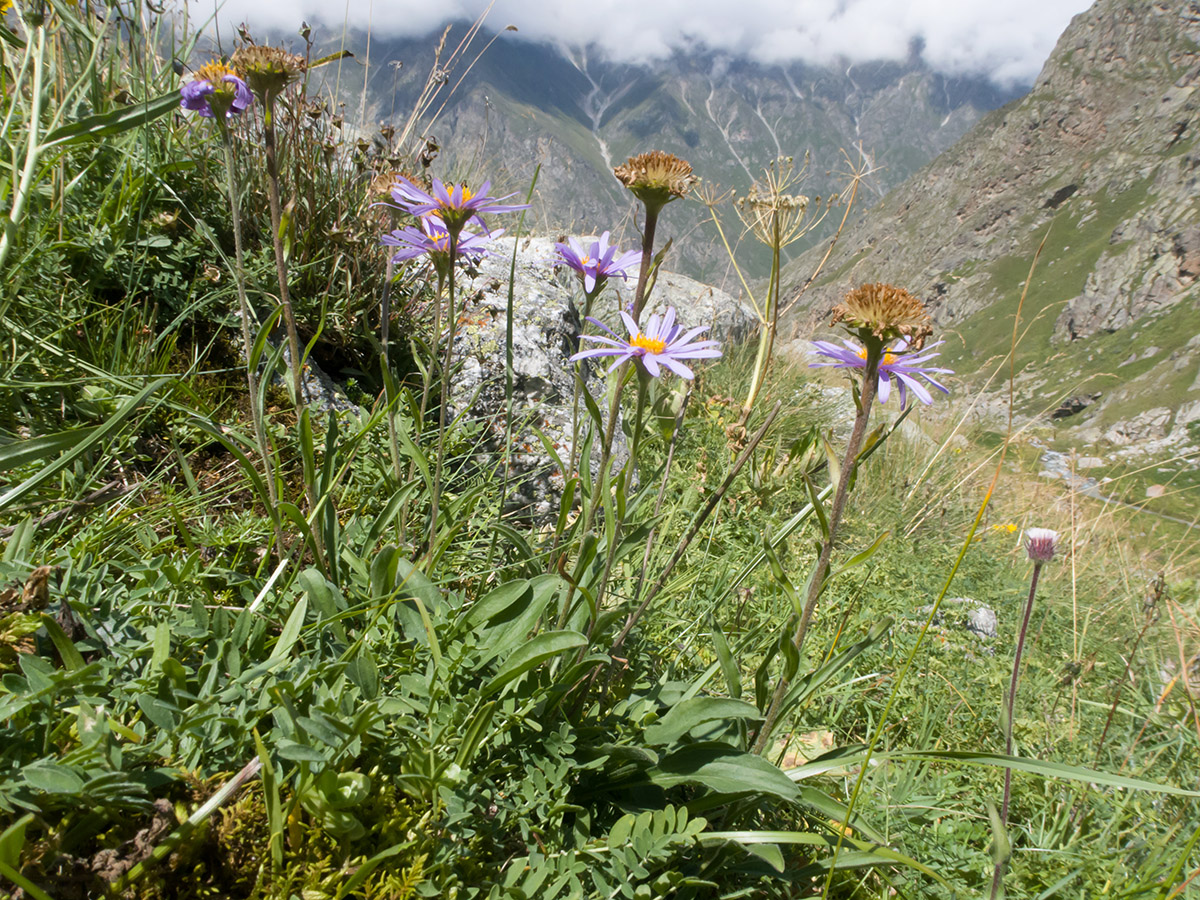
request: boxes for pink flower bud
[1024,528,1057,563]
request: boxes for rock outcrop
[448,236,753,518]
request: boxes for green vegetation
[1,4,1198,899]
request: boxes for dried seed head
[614,151,698,211]
[831,282,933,349]
[231,45,305,102]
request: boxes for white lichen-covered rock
[446,235,753,518]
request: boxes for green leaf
[462,579,531,630]
[826,531,889,584]
[789,748,1200,798]
[744,842,785,872]
[648,743,799,802]
[0,427,97,473]
[0,813,33,870]
[310,49,354,68]
[481,630,587,697]
[23,763,84,794]
[455,701,497,768]
[40,92,181,150]
[643,697,762,746]
[0,377,170,512]
[475,574,564,662]
[710,617,741,700]
[802,473,829,540]
[782,616,892,710]
[268,596,308,664]
[40,613,84,671]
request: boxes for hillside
[782,0,1200,468]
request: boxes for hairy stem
[263,98,325,567]
[753,346,880,754]
[631,206,660,323]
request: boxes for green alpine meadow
[0,0,1196,897]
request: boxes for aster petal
[575,335,629,349]
[660,356,696,379]
[894,372,934,406]
[641,354,662,378]
[586,316,626,342]
[570,346,628,362]
[658,306,677,341]
[668,344,723,359]
[619,309,640,339]
[877,372,891,405]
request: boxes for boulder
[446,236,754,519]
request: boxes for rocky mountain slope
[782,0,1200,463]
[348,29,1017,281]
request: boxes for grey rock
[447,236,752,518]
[917,597,999,652]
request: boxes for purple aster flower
[570,306,722,380]
[385,175,529,235]
[382,214,497,270]
[555,231,642,295]
[810,337,951,409]
[180,62,252,119]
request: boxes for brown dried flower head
[231,46,305,102]
[831,282,933,348]
[614,151,698,211]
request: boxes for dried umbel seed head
[231,46,305,102]
[614,151,698,212]
[831,282,933,349]
[1024,528,1058,563]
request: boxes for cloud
[191,0,1093,86]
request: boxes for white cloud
[191,0,1093,85]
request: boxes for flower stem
[219,125,284,555]
[427,231,459,568]
[738,211,782,427]
[631,206,660,324]
[262,98,325,568]
[752,343,881,755]
[261,102,304,411]
[990,560,1043,899]
[380,258,404,485]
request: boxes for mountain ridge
[335,26,1021,280]
[780,0,1200,461]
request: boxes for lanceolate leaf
[481,630,587,697]
[788,747,1200,798]
[0,377,170,512]
[643,697,762,746]
[40,92,181,150]
[647,742,799,802]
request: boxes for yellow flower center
[631,333,666,354]
[856,347,896,366]
[195,60,237,87]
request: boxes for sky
[192,0,1095,86]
